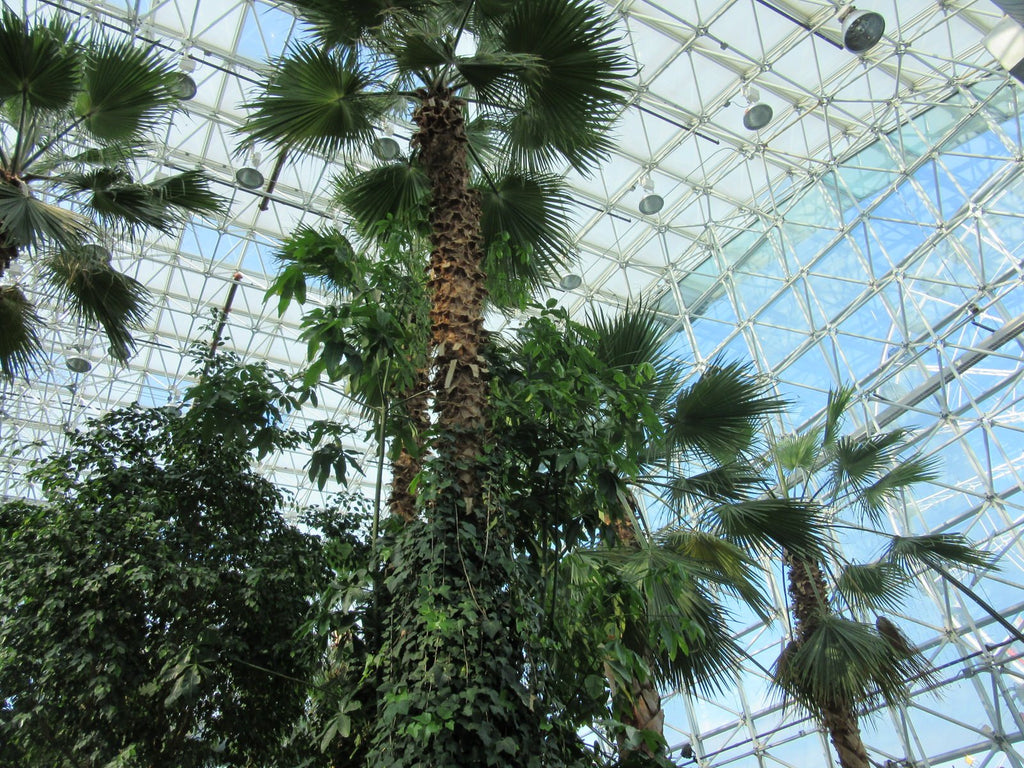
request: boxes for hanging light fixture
[372,136,401,160]
[638,173,664,215]
[65,356,92,374]
[172,52,197,100]
[558,273,582,290]
[236,149,265,189]
[840,7,886,53]
[742,85,773,131]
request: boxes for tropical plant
[488,303,825,763]
[0,8,222,377]
[767,386,994,768]
[0,351,360,767]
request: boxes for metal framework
[2,1,1024,766]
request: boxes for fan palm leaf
[0,284,43,378]
[284,0,437,48]
[0,180,89,247]
[884,533,997,573]
[835,561,911,614]
[772,612,930,718]
[42,248,148,362]
[478,169,575,291]
[78,37,176,142]
[773,430,821,474]
[0,10,79,115]
[66,168,223,235]
[667,463,766,507]
[244,44,395,158]
[335,162,431,238]
[487,0,631,172]
[667,360,786,463]
[704,498,825,560]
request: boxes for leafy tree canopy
[0,352,361,767]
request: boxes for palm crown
[244,1,631,492]
[0,9,222,377]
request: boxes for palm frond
[42,247,148,362]
[659,527,771,619]
[772,613,928,717]
[478,169,576,293]
[885,533,997,573]
[66,168,223,234]
[79,36,176,142]
[0,180,89,247]
[0,284,43,378]
[773,430,821,474]
[835,561,911,614]
[704,498,826,560]
[285,0,436,48]
[667,359,786,462]
[486,0,632,172]
[585,542,748,697]
[857,455,939,522]
[829,430,907,500]
[335,162,431,237]
[822,385,855,450]
[667,463,766,507]
[0,9,80,113]
[244,44,394,158]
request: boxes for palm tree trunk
[786,555,870,768]
[411,86,489,515]
[821,706,870,768]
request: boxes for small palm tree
[768,387,992,768]
[0,9,222,377]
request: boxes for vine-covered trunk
[787,555,870,768]
[412,86,489,513]
[367,86,547,768]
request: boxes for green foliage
[773,613,933,719]
[0,284,42,377]
[0,8,224,377]
[41,246,149,362]
[0,361,350,767]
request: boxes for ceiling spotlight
[841,8,885,53]
[236,166,265,189]
[743,102,774,130]
[171,72,197,100]
[65,356,92,374]
[742,84,773,131]
[639,193,664,215]
[372,137,401,161]
[638,172,664,215]
[558,273,582,290]
[172,51,197,100]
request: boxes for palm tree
[245,8,630,762]
[767,387,992,768]
[243,0,630,511]
[0,9,223,377]
[492,303,826,762]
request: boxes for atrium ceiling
[4,0,1024,766]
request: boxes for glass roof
[4,0,1024,765]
